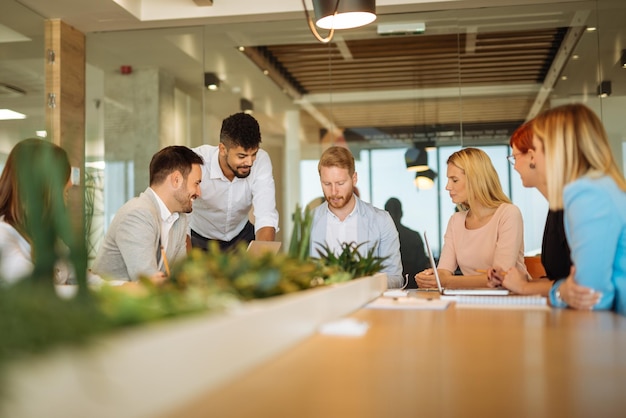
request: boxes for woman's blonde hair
[447,147,511,211]
[533,103,626,209]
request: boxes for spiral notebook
[441,294,548,309]
[424,232,510,296]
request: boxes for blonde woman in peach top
[416,148,527,289]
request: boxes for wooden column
[44,19,86,233]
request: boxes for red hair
[509,121,534,153]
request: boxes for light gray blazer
[92,188,188,281]
[309,197,403,288]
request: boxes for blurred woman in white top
[0,138,74,284]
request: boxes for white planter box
[1,274,387,418]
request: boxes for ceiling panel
[243,27,566,137]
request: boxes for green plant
[171,242,325,300]
[84,167,105,262]
[0,145,221,382]
[288,203,313,261]
[0,193,366,395]
[315,241,388,281]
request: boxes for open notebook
[424,232,510,296]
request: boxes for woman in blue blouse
[533,104,626,314]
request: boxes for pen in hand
[161,245,171,277]
[477,268,507,276]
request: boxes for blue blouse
[549,175,626,315]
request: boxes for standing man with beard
[190,112,279,251]
[309,146,403,288]
[92,146,203,282]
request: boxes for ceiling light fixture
[597,80,611,98]
[302,0,377,43]
[204,72,220,91]
[240,98,254,114]
[405,146,429,172]
[0,109,26,120]
[314,0,376,29]
[414,169,438,190]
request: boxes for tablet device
[246,240,282,257]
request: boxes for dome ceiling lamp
[414,169,438,190]
[406,144,438,190]
[302,0,377,43]
[405,146,429,172]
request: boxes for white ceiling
[1,0,625,150]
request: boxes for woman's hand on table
[500,267,530,294]
[559,267,601,310]
[415,268,438,289]
[486,268,504,288]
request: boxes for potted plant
[0,200,387,417]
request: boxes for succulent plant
[170,242,326,301]
[314,241,388,280]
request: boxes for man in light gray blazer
[308,146,403,289]
[92,146,203,282]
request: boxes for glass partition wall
[1,0,624,262]
[295,0,613,256]
[0,2,46,163]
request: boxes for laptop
[423,232,510,296]
[246,240,282,257]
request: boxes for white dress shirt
[190,145,279,241]
[147,187,179,254]
[325,204,359,256]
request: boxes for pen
[477,268,507,275]
[161,245,171,277]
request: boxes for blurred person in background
[385,197,428,288]
[0,138,77,284]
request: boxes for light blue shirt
[549,175,626,315]
[309,197,403,288]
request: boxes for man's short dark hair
[384,197,402,221]
[220,112,262,150]
[150,145,203,186]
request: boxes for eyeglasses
[506,152,522,165]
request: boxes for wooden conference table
[161,292,626,418]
